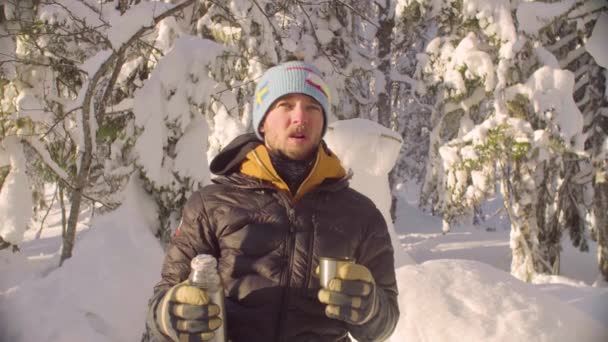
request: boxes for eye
[306,104,322,112]
[276,101,291,108]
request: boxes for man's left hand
[317,263,378,325]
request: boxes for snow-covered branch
[21,137,69,181]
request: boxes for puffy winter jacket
[146,133,399,342]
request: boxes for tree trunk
[375,3,397,221]
[502,163,547,281]
[595,168,608,281]
[59,184,67,237]
[60,130,93,265]
[535,161,563,274]
[375,2,394,130]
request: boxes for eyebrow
[276,95,321,107]
[284,94,321,106]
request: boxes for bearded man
[146,60,399,342]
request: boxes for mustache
[287,125,308,135]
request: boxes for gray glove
[155,281,222,341]
[317,263,379,325]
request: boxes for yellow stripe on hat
[256,86,269,105]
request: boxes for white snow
[517,0,578,36]
[116,57,144,85]
[0,137,33,245]
[1,119,608,341]
[0,176,164,341]
[325,119,415,268]
[133,36,225,188]
[463,0,517,58]
[206,105,246,163]
[396,0,451,18]
[586,13,608,69]
[506,66,585,151]
[174,116,210,187]
[393,259,608,341]
[37,0,109,30]
[535,46,560,68]
[80,50,113,78]
[107,2,173,48]
[316,29,334,45]
[326,119,402,177]
[421,33,496,99]
[15,88,45,122]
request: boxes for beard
[264,124,321,160]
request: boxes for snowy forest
[1,0,607,306]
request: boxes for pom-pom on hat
[252,61,331,140]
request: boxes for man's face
[260,93,324,160]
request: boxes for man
[146,60,399,341]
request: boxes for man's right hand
[155,281,222,341]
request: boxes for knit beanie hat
[252,61,331,140]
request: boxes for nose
[290,101,308,125]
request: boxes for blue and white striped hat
[252,61,331,140]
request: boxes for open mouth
[289,132,307,141]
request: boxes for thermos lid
[191,254,217,272]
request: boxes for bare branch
[41,105,83,139]
[0,54,87,71]
[20,136,117,209]
[334,0,379,29]
[567,3,608,21]
[43,0,112,48]
[36,185,58,239]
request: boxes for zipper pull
[288,208,296,225]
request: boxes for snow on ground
[0,177,163,342]
[393,181,608,341]
[394,259,607,341]
[395,183,602,286]
[1,120,607,341]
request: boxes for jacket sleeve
[348,205,400,342]
[145,191,220,341]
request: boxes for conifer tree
[404,0,607,281]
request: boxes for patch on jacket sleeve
[174,217,183,237]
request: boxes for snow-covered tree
[406,0,607,281]
[1,0,605,282]
[0,0,198,261]
[138,0,402,239]
[569,3,608,282]
[132,35,242,242]
[390,0,437,210]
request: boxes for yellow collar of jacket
[240,144,346,203]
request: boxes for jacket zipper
[293,150,321,200]
[277,193,297,342]
[303,213,317,290]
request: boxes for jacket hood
[209,133,261,175]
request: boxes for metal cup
[319,256,354,288]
